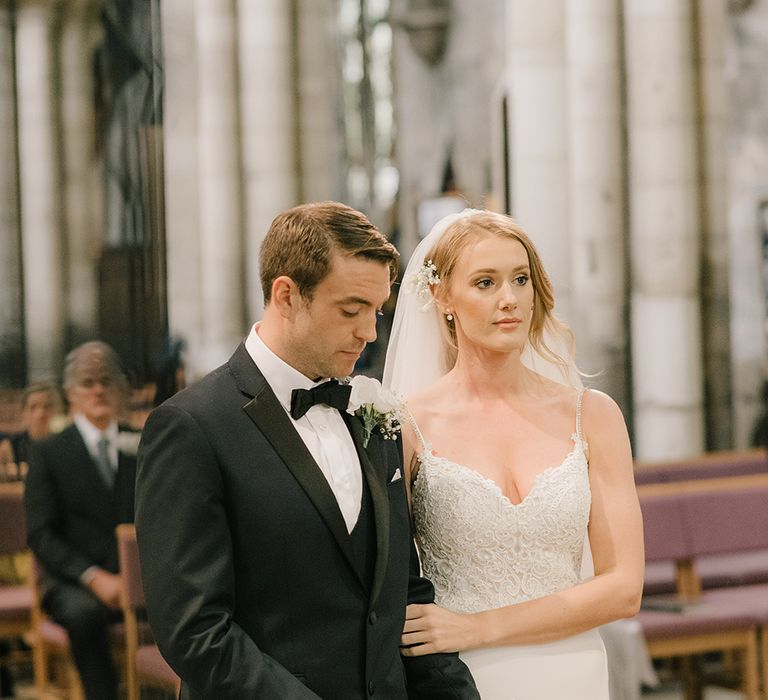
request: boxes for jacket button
[368,611,377,625]
[368,680,375,695]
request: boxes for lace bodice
[410,390,591,614]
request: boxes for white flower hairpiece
[345,375,403,447]
[406,259,440,311]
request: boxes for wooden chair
[636,474,768,700]
[0,483,34,685]
[116,524,179,700]
[30,556,85,700]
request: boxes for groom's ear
[271,276,301,318]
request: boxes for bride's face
[442,233,534,356]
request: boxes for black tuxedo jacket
[25,423,137,585]
[136,344,478,700]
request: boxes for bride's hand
[400,603,480,655]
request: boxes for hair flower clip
[406,259,440,311]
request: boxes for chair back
[682,484,768,557]
[116,524,144,608]
[0,482,27,555]
[639,494,689,563]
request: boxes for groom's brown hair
[260,201,399,303]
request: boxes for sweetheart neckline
[414,433,587,509]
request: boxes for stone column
[726,0,768,448]
[60,0,101,346]
[0,0,25,386]
[161,0,204,378]
[297,0,344,202]
[505,0,572,323]
[565,0,628,412]
[16,0,65,382]
[697,0,732,450]
[625,0,704,460]
[238,0,298,321]
[195,0,244,371]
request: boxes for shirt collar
[244,323,325,413]
[73,414,118,451]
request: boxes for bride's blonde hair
[427,211,576,378]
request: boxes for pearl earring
[446,312,454,321]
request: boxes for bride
[383,209,644,699]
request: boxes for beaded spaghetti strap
[575,388,587,445]
[404,406,430,453]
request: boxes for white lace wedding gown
[410,389,609,699]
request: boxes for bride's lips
[493,318,522,328]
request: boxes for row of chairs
[0,482,179,699]
[634,454,768,700]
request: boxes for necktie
[95,436,115,488]
[290,380,351,420]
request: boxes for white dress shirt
[245,324,363,533]
[74,414,119,470]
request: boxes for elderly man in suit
[25,341,138,700]
[136,202,478,699]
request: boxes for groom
[135,202,478,699]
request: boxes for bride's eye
[475,278,493,289]
[514,274,529,286]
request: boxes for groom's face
[287,252,391,379]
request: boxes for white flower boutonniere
[346,375,403,448]
[116,431,141,457]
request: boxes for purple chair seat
[136,645,177,683]
[643,550,768,596]
[697,550,768,589]
[634,449,768,485]
[638,600,757,639]
[39,619,69,647]
[643,561,677,596]
[0,585,33,619]
[699,583,768,620]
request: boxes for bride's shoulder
[581,388,625,425]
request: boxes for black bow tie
[290,380,352,420]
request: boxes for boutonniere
[345,376,403,448]
[116,431,141,456]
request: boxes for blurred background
[0,0,767,463]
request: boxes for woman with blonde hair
[384,209,644,699]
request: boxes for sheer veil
[382,209,582,400]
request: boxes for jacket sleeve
[25,439,94,583]
[135,403,320,699]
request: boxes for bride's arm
[401,390,644,653]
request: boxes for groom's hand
[400,603,481,656]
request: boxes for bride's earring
[445,311,454,322]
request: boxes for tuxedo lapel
[232,346,364,590]
[343,412,390,607]
[62,426,115,516]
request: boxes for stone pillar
[60,0,101,346]
[238,0,298,321]
[161,0,204,378]
[195,0,244,371]
[697,0,733,449]
[0,0,25,386]
[297,0,344,202]
[16,0,65,382]
[505,0,572,323]
[726,0,768,448]
[565,0,628,412]
[625,0,704,460]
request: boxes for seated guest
[24,342,138,700]
[0,382,59,481]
